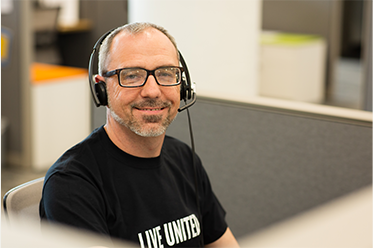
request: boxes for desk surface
[239,186,372,247]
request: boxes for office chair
[2,177,137,247]
[3,177,44,223]
[33,6,60,46]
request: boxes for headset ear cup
[186,81,192,100]
[180,79,187,100]
[180,78,192,101]
[95,81,108,106]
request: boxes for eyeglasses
[102,66,184,88]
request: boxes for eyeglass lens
[119,67,181,87]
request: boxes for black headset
[88,28,196,112]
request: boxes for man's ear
[95,74,105,83]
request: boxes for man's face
[105,28,180,137]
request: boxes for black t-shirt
[40,126,227,247]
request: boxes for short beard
[109,99,177,137]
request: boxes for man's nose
[140,75,161,98]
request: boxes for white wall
[128,0,262,102]
[40,0,79,25]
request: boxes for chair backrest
[33,6,60,47]
[33,6,60,33]
[3,177,45,223]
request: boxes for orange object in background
[31,63,88,84]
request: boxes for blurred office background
[1,0,372,246]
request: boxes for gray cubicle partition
[166,97,372,238]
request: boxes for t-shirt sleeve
[40,172,109,236]
[198,159,228,245]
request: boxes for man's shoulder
[163,135,194,158]
[46,126,106,176]
[164,135,189,148]
[64,126,104,157]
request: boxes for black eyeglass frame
[102,66,184,88]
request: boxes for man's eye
[125,74,140,80]
[158,69,176,78]
[120,70,144,85]
[159,72,173,77]
[122,70,142,79]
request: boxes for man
[40,22,239,247]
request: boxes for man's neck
[104,121,165,158]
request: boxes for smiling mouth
[135,107,166,112]
[132,99,171,112]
